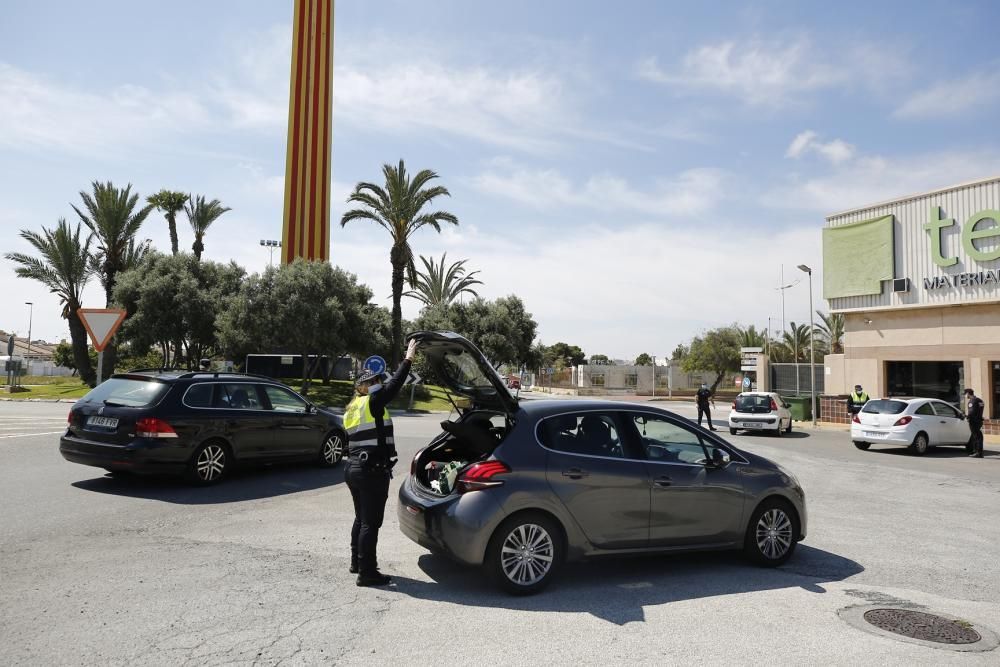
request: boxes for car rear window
[735,395,772,412]
[861,399,907,415]
[80,377,170,408]
[184,383,214,408]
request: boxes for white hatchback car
[851,397,972,456]
[728,392,793,436]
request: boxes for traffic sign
[363,355,386,376]
[742,376,752,390]
[78,308,127,352]
[405,370,422,386]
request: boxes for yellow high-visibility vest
[344,395,393,454]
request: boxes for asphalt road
[1,397,999,665]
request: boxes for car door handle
[653,476,673,487]
[561,468,589,479]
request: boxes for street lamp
[24,302,33,367]
[797,265,816,427]
[260,239,281,266]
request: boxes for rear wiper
[103,400,128,407]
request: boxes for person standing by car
[965,388,985,458]
[344,339,418,587]
[696,383,717,431]
[847,384,869,416]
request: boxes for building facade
[822,176,1000,431]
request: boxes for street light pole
[260,239,282,266]
[24,302,33,372]
[797,265,816,427]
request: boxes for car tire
[785,420,793,434]
[774,422,784,437]
[187,440,230,485]
[729,427,738,435]
[910,432,929,456]
[853,441,871,450]
[319,430,346,468]
[486,512,562,596]
[744,498,799,567]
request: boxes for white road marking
[0,431,65,439]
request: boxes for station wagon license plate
[86,416,119,429]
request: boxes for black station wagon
[60,371,347,485]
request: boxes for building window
[886,361,963,405]
[625,373,637,388]
[591,373,605,387]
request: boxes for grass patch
[2,380,91,400]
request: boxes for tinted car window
[932,402,962,418]
[538,412,624,458]
[861,400,907,415]
[735,395,772,412]
[213,383,264,410]
[263,385,307,413]
[631,414,712,464]
[184,383,214,408]
[80,377,170,407]
[914,403,934,416]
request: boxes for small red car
[506,376,522,390]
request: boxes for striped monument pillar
[282,0,334,263]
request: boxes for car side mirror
[710,449,731,468]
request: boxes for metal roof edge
[829,298,1000,315]
[825,175,1000,222]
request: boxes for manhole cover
[863,608,982,645]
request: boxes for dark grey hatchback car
[398,332,807,595]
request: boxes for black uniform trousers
[968,420,984,456]
[345,462,391,574]
[697,404,713,428]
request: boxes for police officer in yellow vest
[344,339,418,587]
[847,384,869,416]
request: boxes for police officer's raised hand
[405,339,418,361]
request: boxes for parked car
[728,392,793,436]
[851,397,972,455]
[506,376,521,390]
[397,331,807,595]
[60,371,348,484]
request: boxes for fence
[770,363,825,396]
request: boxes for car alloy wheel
[744,499,798,567]
[320,432,345,467]
[911,433,929,456]
[189,442,228,485]
[487,513,561,595]
[775,421,784,437]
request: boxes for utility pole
[798,265,817,426]
[24,302,33,374]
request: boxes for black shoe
[349,563,359,574]
[356,572,392,587]
[975,453,984,458]
[710,428,718,431]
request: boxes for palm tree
[341,160,458,364]
[5,220,97,387]
[815,311,845,354]
[737,324,766,348]
[781,322,812,362]
[147,190,189,255]
[403,253,482,307]
[184,195,231,261]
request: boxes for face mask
[368,383,383,394]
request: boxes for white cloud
[894,69,1000,119]
[785,130,855,164]
[471,161,726,217]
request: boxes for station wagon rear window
[861,400,907,415]
[80,378,170,408]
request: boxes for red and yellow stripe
[282,0,334,263]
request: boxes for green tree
[671,343,688,360]
[542,342,586,368]
[114,252,245,368]
[815,311,845,354]
[72,181,153,376]
[737,324,766,348]
[589,354,612,365]
[341,160,458,366]
[217,260,373,394]
[146,190,189,255]
[184,195,230,261]
[780,322,812,362]
[403,252,483,307]
[634,353,653,366]
[681,326,741,392]
[414,295,537,367]
[52,341,99,376]
[5,220,97,386]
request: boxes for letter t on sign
[923,206,958,267]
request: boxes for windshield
[80,377,170,407]
[861,399,907,415]
[735,395,772,413]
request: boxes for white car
[851,397,972,456]
[728,392,793,436]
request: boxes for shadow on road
[390,544,863,625]
[862,445,994,459]
[730,429,810,440]
[71,463,346,504]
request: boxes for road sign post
[78,309,127,385]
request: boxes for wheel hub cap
[500,524,554,586]
[756,509,793,560]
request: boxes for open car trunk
[413,410,510,495]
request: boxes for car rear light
[852,414,861,424]
[67,410,73,425]
[456,460,510,493]
[732,401,737,410]
[136,417,178,438]
[893,416,913,426]
[769,398,778,411]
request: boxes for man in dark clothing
[965,388,985,458]
[343,339,418,586]
[696,383,717,431]
[846,385,869,416]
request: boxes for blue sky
[3,0,999,359]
